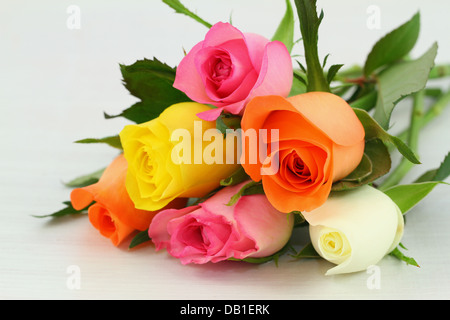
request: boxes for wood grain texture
[1,0,449,300]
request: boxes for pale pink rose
[173,22,293,121]
[148,182,294,264]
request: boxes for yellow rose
[303,185,404,275]
[119,102,240,211]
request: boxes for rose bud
[148,181,294,264]
[174,22,293,121]
[303,185,404,275]
[241,92,365,213]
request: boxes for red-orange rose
[70,154,186,246]
[240,92,365,213]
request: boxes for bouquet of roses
[38,0,450,276]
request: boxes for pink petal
[200,183,244,223]
[194,40,254,102]
[234,194,293,258]
[242,32,270,72]
[200,182,259,260]
[173,41,213,105]
[203,22,244,47]
[196,107,224,121]
[148,206,199,250]
[211,39,255,99]
[168,215,206,259]
[220,70,259,105]
[250,41,293,98]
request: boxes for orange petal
[240,93,365,213]
[262,173,333,213]
[287,92,365,147]
[71,187,95,211]
[70,154,187,246]
[241,95,299,181]
[88,203,135,246]
[332,141,366,182]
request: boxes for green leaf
[332,139,391,191]
[354,108,420,164]
[242,183,265,196]
[372,42,438,129]
[389,246,420,267]
[387,152,450,213]
[33,201,91,218]
[293,211,308,227]
[272,0,295,53]
[75,135,122,150]
[220,167,250,187]
[105,101,161,124]
[226,181,263,206]
[383,182,442,214]
[349,90,377,111]
[290,72,308,96]
[64,167,105,188]
[414,169,439,184]
[290,242,321,259]
[215,113,241,136]
[327,64,344,84]
[105,58,191,124]
[129,230,151,249]
[162,0,212,28]
[322,53,330,68]
[293,0,330,92]
[434,152,450,182]
[364,12,421,76]
[340,153,373,182]
[414,151,450,183]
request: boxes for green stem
[379,90,425,190]
[294,0,330,92]
[428,64,450,79]
[396,89,450,143]
[305,44,330,92]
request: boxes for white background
[1,0,450,300]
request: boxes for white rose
[302,185,404,275]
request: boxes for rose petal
[203,22,244,47]
[196,107,224,121]
[71,187,94,211]
[173,41,214,105]
[71,154,164,232]
[287,92,365,147]
[303,185,404,275]
[234,194,294,258]
[200,182,243,223]
[200,182,259,260]
[248,41,293,98]
[195,39,254,101]
[242,32,270,72]
[262,170,333,213]
[149,206,199,250]
[241,95,299,181]
[88,203,135,247]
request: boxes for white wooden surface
[1,0,450,300]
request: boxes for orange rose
[241,92,365,213]
[70,154,186,246]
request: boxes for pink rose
[173,22,293,121]
[148,182,294,264]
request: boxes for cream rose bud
[302,185,404,276]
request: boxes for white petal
[303,185,404,275]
